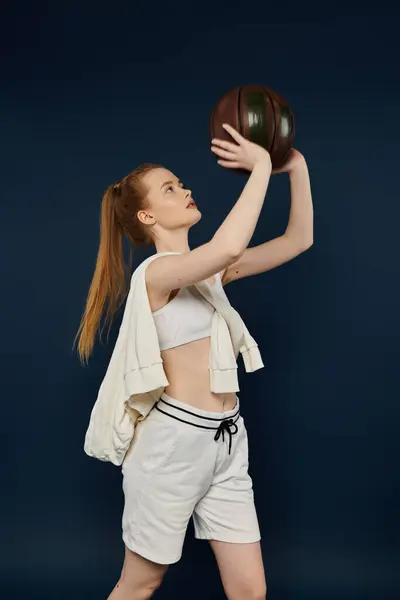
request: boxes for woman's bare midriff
[160,338,237,412]
[147,275,237,413]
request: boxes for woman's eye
[166,182,186,193]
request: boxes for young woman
[75,123,313,599]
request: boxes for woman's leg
[107,545,168,600]
[209,540,267,600]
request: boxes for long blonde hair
[73,163,163,365]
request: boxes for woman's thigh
[209,540,267,600]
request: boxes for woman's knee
[226,580,267,600]
[111,545,168,599]
[241,584,267,600]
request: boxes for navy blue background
[2,3,399,599]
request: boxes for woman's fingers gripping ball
[211,123,271,172]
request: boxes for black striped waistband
[154,395,241,454]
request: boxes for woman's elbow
[299,238,314,253]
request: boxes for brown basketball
[209,85,295,170]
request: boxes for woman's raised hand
[211,123,271,172]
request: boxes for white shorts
[121,392,261,565]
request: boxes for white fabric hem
[194,532,261,544]
[122,533,182,565]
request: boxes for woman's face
[138,168,201,234]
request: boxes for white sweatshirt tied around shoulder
[84,251,264,466]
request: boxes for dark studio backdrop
[2,3,399,600]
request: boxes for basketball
[209,85,295,170]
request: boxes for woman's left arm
[221,151,314,285]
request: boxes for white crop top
[151,276,219,351]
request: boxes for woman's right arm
[146,129,272,294]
